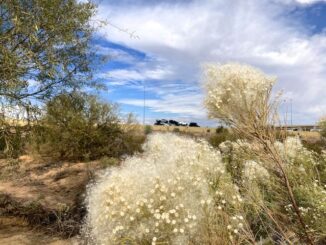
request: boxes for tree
[0,0,104,157]
[0,0,102,107]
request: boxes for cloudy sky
[92,0,326,126]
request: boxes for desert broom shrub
[204,63,326,244]
[85,133,256,245]
[219,137,326,242]
[84,63,325,244]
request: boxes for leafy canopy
[0,0,102,105]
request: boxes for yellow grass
[146,125,321,141]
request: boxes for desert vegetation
[1,1,326,245]
[0,0,144,243]
[85,63,326,244]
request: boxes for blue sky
[92,0,326,126]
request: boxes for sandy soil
[0,217,78,245]
[0,156,103,244]
[0,155,100,209]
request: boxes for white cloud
[93,44,139,64]
[274,0,326,5]
[293,0,326,4]
[96,0,326,124]
[119,92,205,118]
[99,66,173,86]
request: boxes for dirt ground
[0,155,103,245]
[0,217,77,245]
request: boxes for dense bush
[144,125,153,135]
[86,133,252,244]
[30,93,143,161]
[172,127,180,133]
[203,63,326,244]
[320,117,326,139]
[302,139,326,154]
[219,137,326,242]
[209,126,236,148]
[0,121,26,159]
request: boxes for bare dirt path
[0,156,103,244]
[0,217,78,245]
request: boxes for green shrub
[144,125,152,135]
[30,92,142,161]
[0,123,25,159]
[215,125,225,134]
[99,156,119,168]
[173,127,180,133]
[209,126,236,148]
[302,139,326,154]
[320,119,326,139]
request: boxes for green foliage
[0,0,102,104]
[302,139,326,154]
[0,0,105,159]
[0,123,25,158]
[144,125,152,135]
[30,92,141,161]
[99,156,119,168]
[320,120,326,139]
[209,126,236,148]
[173,127,180,133]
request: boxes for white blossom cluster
[243,160,269,181]
[219,140,269,182]
[85,133,240,245]
[203,63,275,122]
[274,136,304,160]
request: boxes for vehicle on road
[178,122,188,126]
[154,119,169,126]
[189,122,200,127]
[154,119,199,127]
[168,120,179,126]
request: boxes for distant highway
[275,125,320,131]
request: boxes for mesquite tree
[0,0,103,157]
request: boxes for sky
[91,0,326,126]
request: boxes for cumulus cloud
[96,0,326,124]
[293,0,326,4]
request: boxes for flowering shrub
[275,137,326,237]
[85,133,251,244]
[204,63,276,130]
[84,63,326,244]
[219,137,326,242]
[204,63,326,243]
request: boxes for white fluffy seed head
[85,133,227,244]
[203,63,276,125]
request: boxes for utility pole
[143,80,146,125]
[290,98,293,126]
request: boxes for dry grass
[127,124,321,141]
